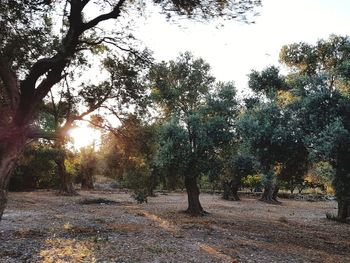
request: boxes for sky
[71,0,350,149]
[136,0,350,94]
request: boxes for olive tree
[0,0,260,220]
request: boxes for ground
[0,190,349,263]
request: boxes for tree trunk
[260,184,280,204]
[337,200,350,222]
[222,181,240,201]
[222,182,231,200]
[0,188,7,221]
[54,138,77,196]
[81,175,94,190]
[231,183,240,201]
[185,176,204,215]
[56,156,77,196]
[0,137,26,221]
[146,172,157,197]
[272,186,279,201]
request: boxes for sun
[68,124,101,150]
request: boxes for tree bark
[260,184,280,204]
[0,136,26,221]
[81,175,94,190]
[337,200,350,222]
[146,173,156,197]
[185,176,204,215]
[222,181,240,201]
[56,156,77,196]
[222,182,230,200]
[231,184,240,201]
[272,186,279,201]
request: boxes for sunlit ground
[68,124,101,150]
[40,237,95,263]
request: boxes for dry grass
[1,190,349,263]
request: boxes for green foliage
[9,143,59,190]
[0,0,56,73]
[99,115,159,195]
[248,66,287,98]
[153,0,261,22]
[307,161,334,193]
[229,155,256,178]
[242,174,262,192]
[222,154,256,200]
[152,54,238,187]
[131,189,148,204]
[280,35,350,85]
[241,66,309,193]
[74,146,97,189]
[276,35,350,218]
[149,52,215,117]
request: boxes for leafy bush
[9,144,60,190]
[131,190,148,204]
[242,174,262,192]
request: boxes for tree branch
[28,128,58,140]
[0,56,20,110]
[82,0,126,30]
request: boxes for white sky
[136,0,350,94]
[69,0,350,149]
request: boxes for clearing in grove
[0,191,349,263]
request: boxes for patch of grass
[40,238,95,262]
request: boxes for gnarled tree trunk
[222,181,240,201]
[185,176,204,215]
[260,184,279,203]
[0,134,27,221]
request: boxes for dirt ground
[0,190,349,263]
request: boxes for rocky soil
[0,190,349,263]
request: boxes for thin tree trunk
[185,176,204,215]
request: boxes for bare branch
[83,118,127,139]
[82,0,126,30]
[49,89,59,126]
